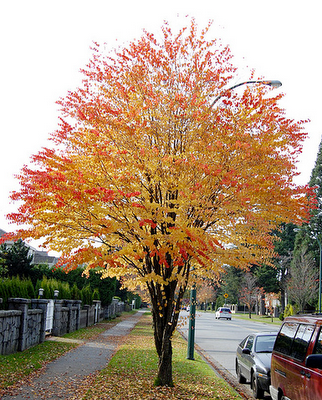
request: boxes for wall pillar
[74,300,82,330]
[8,298,30,352]
[52,300,64,336]
[65,300,75,333]
[82,305,90,327]
[31,299,49,343]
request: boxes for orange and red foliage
[4,20,314,293]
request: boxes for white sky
[1,0,321,251]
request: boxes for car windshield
[255,335,276,353]
[221,308,230,312]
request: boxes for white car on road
[215,307,232,320]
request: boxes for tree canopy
[3,20,314,386]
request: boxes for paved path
[1,311,144,400]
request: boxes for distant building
[0,228,59,267]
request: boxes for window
[274,322,298,355]
[239,336,248,348]
[255,335,277,353]
[314,328,322,355]
[291,324,315,361]
[245,336,254,351]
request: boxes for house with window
[0,228,59,267]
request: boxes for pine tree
[0,239,33,277]
[292,136,322,310]
[294,137,322,266]
[308,138,322,263]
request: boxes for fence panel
[46,300,54,334]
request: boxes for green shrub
[36,276,71,299]
[93,288,100,301]
[81,285,93,305]
[284,304,294,317]
[71,283,81,300]
[0,276,35,307]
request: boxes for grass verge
[233,312,282,325]
[198,309,282,326]
[0,311,135,393]
[83,313,243,400]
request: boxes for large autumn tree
[4,21,314,386]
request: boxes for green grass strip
[84,313,242,400]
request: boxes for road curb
[194,343,253,399]
[177,329,253,399]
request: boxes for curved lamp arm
[209,79,282,109]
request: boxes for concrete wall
[0,309,21,355]
[0,298,125,356]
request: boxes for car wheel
[251,372,264,399]
[236,360,246,384]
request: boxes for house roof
[0,228,59,266]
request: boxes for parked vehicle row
[235,314,322,399]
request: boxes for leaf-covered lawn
[84,314,242,399]
[0,313,134,396]
[0,341,76,395]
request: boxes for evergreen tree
[291,137,322,310]
[219,266,244,304]
[307,137,322,265]
[0,239,33,277]
[255,264,279,293]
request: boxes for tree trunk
[148,279,186,387]
[146,255,189,387]
[155,330,173,386]
[151,291,177,387]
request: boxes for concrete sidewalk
[1,311,144,400]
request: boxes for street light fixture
[209,79,282,109]
[187,78,282,361]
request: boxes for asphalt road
[178,311,280,399]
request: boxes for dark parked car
[236,331,277,399]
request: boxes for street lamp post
[186,78,282,360]
[187,282,197,360]
[317,237,322,313]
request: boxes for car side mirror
[305,354,322,369]
[242,348,251,355]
